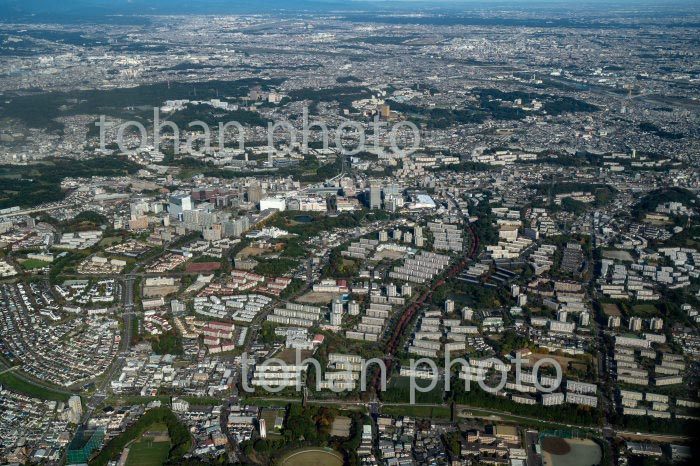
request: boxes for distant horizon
[3,0,700,16]
[2,0,699,27]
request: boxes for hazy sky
[1,0,696,19]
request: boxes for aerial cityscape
[0,0,698,465]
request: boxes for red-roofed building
[203,336,221,346]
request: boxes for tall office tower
[369,183,382,209]
[168,193,193,216]
[67,395,83,423]
[223,216,249,237]
[380,104,391,119]
[182,209,201,226]
[234,216,250,236]
[69,396,82,414]
[247,183,263,204]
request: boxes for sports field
[125,424,171,466]
[280,448,343,466]
[542,438,601,466]
[20,259,52,269]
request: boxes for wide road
[82,274,136,422]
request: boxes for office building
[247,184,263,204]
[369,183,382,209]
[169,193,193,216]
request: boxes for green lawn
[146,423,169,433]
[99,236,123,247]
[631,303,658,316]
[0,369,71,401]
[125,421,171,466]
[125,440,170,466]
[21,259,52,269]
